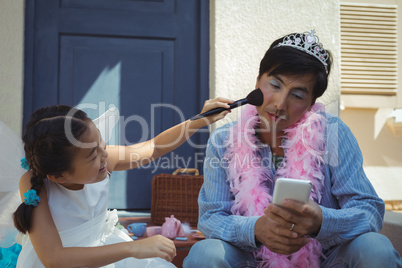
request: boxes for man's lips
[267,112,279,121]
[267,111,287,121]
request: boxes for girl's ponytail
[13,203,34,234]
[13,105,89,233]
[13,173,44,233]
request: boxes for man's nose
[274,92,287,112]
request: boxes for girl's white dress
[16,176,176,268]
[0,110,175,267]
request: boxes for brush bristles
[246,88,263,106]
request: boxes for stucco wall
[210,0,341,129]
[0,0,24,135]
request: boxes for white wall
[210,0,341,129]
[0,0,25,135]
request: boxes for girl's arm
[19,173,176,267]
[107,97,233,171]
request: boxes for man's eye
[293,93,304,99]
[270,83,280,89]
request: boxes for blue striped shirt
[198,113,385,252]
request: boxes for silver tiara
[274,30,329,71]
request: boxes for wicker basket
[151,168,203,226]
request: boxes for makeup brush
[190,88,263,121]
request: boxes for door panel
[24,0,209,209]
[61,0,175,13]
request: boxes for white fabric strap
[59,209,118,247]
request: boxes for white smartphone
[272,178,312,205]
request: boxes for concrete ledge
[380,211,402,256]
[385,200,402,211]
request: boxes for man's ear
[47,173,67,183]
[255,75,261,87]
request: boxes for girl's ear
[47,173,67,183]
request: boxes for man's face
[255,71,316,133]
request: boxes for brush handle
[190,98,247,121]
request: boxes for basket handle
[172,168,199,176]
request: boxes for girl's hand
[129,235,176,262]
[193,97,234,126]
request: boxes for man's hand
[266,199,323,237]
[254,199,323,255]
[254,214,310,255]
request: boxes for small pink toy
[161,215,185,239]
[146,226,162,237]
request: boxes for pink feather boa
[224,103,327,268]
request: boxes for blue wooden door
[24,0,210,209]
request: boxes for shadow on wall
[340,108,402,166]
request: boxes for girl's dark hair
[259,32,332,103]
[13,105,89,233]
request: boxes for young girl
[12,98,232,267]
